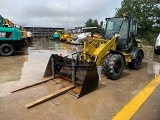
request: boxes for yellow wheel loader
[11,15,144,108]
[60,27,83,43]
[59,28,74,42]
[81,15,144,80]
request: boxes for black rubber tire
[103,54,124,80]
[0,44,14,56]
[154,48,160,54]
[128,51,143,70]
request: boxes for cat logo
[0,32,6,38]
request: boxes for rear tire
[128,51,143,70]
[103,54,124,80]
[154,48,160,54]
[0,44,14,56]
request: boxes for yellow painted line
[112,74,160,120]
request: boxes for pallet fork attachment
[11,53,99,108]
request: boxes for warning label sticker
[0,32,6,38]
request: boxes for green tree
[85,19,102,28]
[84,18,104,35]
[115,0,160,45]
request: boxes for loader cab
[105,16,137,51]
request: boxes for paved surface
[0,38,160,120]
[131,83,160,120]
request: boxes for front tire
[103,54,124,80]
[0,44,14,56]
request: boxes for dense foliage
[115,0,160,45]
[85,19,102,28]
[84,19,104,35]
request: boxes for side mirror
[100,21,103,27]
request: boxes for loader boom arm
[82,37,117,66]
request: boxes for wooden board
[11,76,54,93]
[25,85,74,108]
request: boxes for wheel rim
[3,47,11,53]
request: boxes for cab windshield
[105,18,124,39]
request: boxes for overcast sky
[0,0,122,29]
